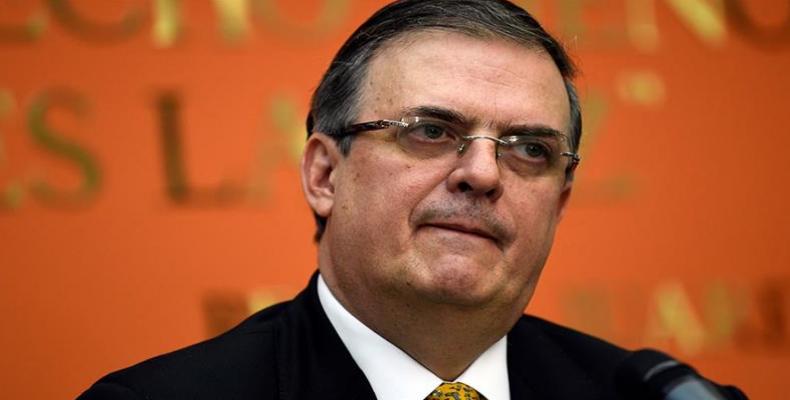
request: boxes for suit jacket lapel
[275,272,377,400]
[507,318,601,400]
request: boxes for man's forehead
[359,30,570,133]
[368,30,552,86]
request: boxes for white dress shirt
[317,274,510,400]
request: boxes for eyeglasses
[341,115,581,177]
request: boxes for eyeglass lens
[394,116,573,177]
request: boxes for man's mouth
[412,205,511,250]
[420,222,501,245]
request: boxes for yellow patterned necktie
[425,382,486,400]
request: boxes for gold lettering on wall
[153,0,182,47]
[155,91,245,205]
[664,0,726,46]
[617,70,666,106]
[254,0,349,40]
[0,88,24,210]
[577,90,609,161]
[27,89,101,206]
[627,0,660,51]
[725,0,790,47]
[560,279,790,354]
[202,291,249,337]
[757,280,788,346]
[247,94,306,201]
[574,91,639,202]
[156,92,188,201]
[563,287,615,340]
[1,181,23,210]
[0,89,13,164]
[559,0,589,43]
[269,94,304,164]
[0,4,47,42]
[202,287,292,337]
[558,0,631,49]
[46,0,145,43]
[7,0,782,49]
[646,282,707,354]
[246,290,282,314]
[703,281,743,346]
[212,0,251,43]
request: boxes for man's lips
[420,222,500,244]
[412,205,511,249]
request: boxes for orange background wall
[1,1,789,399]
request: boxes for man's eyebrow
[501,125,564,139]
[400,106,468,125]
[399,105,565,139]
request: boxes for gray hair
[306,0,581,241]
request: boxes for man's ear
[555,179,573,222]
[300,133,341,218]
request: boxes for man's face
[312,31,572,316]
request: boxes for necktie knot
[425,382,486,400]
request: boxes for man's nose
[446,137,504,201]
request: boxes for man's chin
[424,289,500,308]
[408,262,505,308]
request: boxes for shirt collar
[317,274,510,400]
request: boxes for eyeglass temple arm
[562,151,581,175]
[561,151,581,163]
[343,119,407,135]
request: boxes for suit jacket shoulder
[77,275,376,400]
[80,302,285,400]
[507,315,630,400]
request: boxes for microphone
[615,349,741,400]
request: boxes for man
[78,1,745,399]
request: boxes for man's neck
[320,267,523,380]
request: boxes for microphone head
[615,349,723,400]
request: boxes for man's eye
[407,122,455,142]
[514,141,553,160]
[415,124,446,140]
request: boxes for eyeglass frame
[339,118,581,174]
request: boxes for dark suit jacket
[76,274,740,399]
